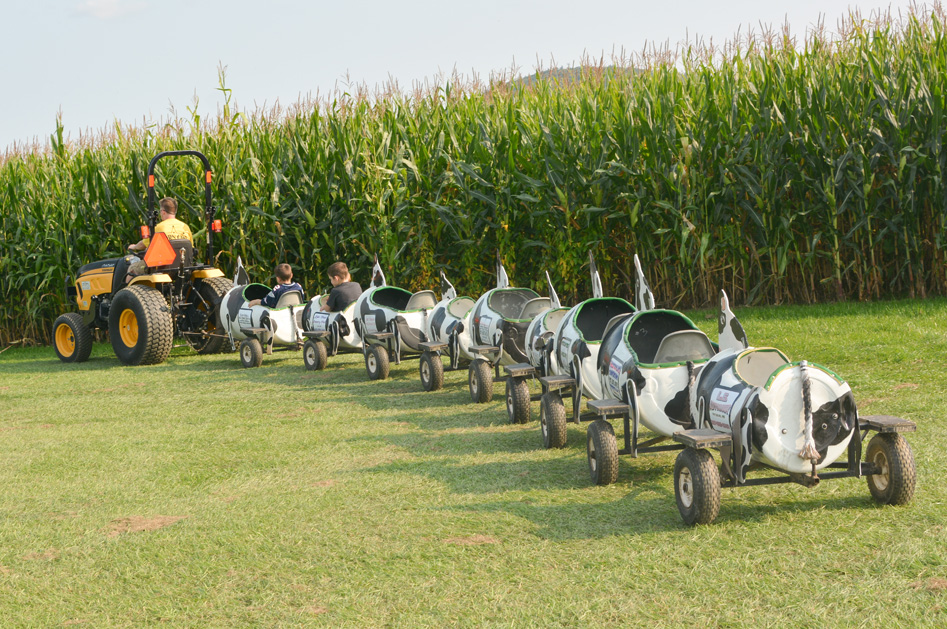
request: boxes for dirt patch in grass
[106,515,187,538]
[0,565,11,574]
[306,605,328,615]
[911,578,947,592]
[23,548,59,561]
[443,534,499,546]
[311,479,336,487]
[894,383,919,390]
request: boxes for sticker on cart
[238,310,252,328]
[708,388,738,430]
[309,312,330,332]
[607,357,623,396]
[364,314,380,334]
[478,315,492,343]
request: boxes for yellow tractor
[53,150,233,366]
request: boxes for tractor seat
[275,290,304,308]
[150,239,194,273]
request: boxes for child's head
[275,263,293,284]
[327,261,350,286]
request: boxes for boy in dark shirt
[322,261,363,311]
[248,263,305,308]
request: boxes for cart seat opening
[448,297,475,318]
[735,348,790,388]
[406,290,437,310]
[628,310,700,364]
[242,283,271,302]
[652,330,715,364]
[370,286,412,311]
[487,288,540,319]
[574,298,636,342]
[519,297,552,320]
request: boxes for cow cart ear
[717,289,748,352]
[633,254,655,311]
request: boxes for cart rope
[799,360,820,461]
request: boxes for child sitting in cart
[248,263,304,308]
[321,261,362,312]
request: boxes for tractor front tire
[108,285,172,366]
[240,338,264,368]
[866,433,917,506]
[303,339,328,371]
[53,312,93,363]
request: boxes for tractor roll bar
[146,150,216,264]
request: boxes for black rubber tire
[587,419,619,486]
[419,351,444,392]
[540,391,567,449]
[240,338,263,368]
[506,377,531,424]
[674,448,721,526]
[108,285,173,366]
[53,312,94,363]
[365,344,390,380]
[866,433,917,506]
[468,360,494,403]
[190,277,234,355]
[303,339,328,371]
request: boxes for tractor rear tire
[240,338,264,368]
[188,277,234,355]
[866,433,917,506]
[108,285,172,366]
[53,312,93,363]
[674,448,721,526]
[303,339,328,371]
[468,360,493,403]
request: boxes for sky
[0,0,927,152]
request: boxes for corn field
[2,9,946,346]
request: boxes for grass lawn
[1,298,945,627]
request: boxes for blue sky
[0,0,925,151]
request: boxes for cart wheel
[674,448,721,526]
[587,419,619,485]
[506,377,531,424]
[240,338,263,368]
[53,312,94,363]
[303,339,328,371]
[419,351,444,392]
[468,360,493,403]
[365,344,390,380]
[866,433,916,506]
[540,391,567,449]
